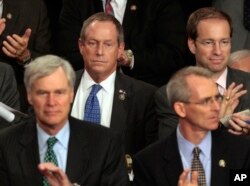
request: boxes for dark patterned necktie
[244,0,250,31]
[191,147,206,186]
[105,0,114,16]
[84,84,102,124]
[43,137,58,186]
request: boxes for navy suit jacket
[73,70,158,155]
[133,129,250,186]
[0,116,129,185]
[57,0,187,86]
[156,67,250,139]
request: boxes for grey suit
[213,0,250,51]
[133,129,250,186]
[0,116,129,185]
[156,67,250,139]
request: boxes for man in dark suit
[156,7,250,139]
[57,0,187,86]
[0,55,129,185]
[0,62,20,129]
[70,13,158,159]
[134,66,250,186]
[0,0,51,112]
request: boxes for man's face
[179,75,221,132]
[188,19,231,74]
[27,67,74,131]
[79,20,124,82]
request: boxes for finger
[228,128,243,135]
[190,171,198,184]
[228,119,244,131]
[2,45,16,57]
[22,28,32,42]
[178,169,189,186]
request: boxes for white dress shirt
[71,70,115,128]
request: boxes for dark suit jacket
[0,62,20,129]
[0,116,129,186]
[74,70,158,155]
[0,0,51,83]
[57,0,187,86]
[133,129,250,186]
[156,67,250,139]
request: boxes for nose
[47,94,56,106]
[96,43,104,55]
[211,98,221,111]
[212,42,222,55]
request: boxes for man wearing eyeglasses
[156,7,250,139]
[133,66,250,186]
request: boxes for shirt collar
[82,70,116,92]
[177,125,212,159]
[37,121,70,152]
[216,68,228,91]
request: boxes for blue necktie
[84,84,102,124]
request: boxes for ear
[78,39,84,56]
[27,92,33,105]
[187,38,196,54]
[118,42,125,57]
[70,89,74,104]
[173,102,186,118]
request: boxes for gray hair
[228,49,250,64]
[80,12,124,44]
[167,66,213,107]
[24,55,76,91]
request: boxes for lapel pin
[119,89,126,101]
[219,159,226,167]
[7,13,12,20]
[130,5,137,11]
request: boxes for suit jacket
[0,116,129,186]
[0,0,51,83]
[57,0,187,86]
[0,62,20,129]
[156,67,250,139]
[133,129,250,186]
[74,70,158,155]
[213,0,250,52]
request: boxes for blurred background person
[228,49,250,73]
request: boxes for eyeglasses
[183,94,223,107]
[196,39,231,48]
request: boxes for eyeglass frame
[182,93,223,107]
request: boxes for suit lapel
[163,132,183,186]
[211,130,229,186]
[18,118,42,185]
[110,73,130,132]
[66,118,89,183]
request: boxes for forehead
[31,68,69,90]
[196,18,230,39]
[85,20,118,39]
[186,75,217,98]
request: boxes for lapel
[110,73,130,132]
[66,117,89,183]
[1,1,20,40]
[18,118,42,185]
[163,132,183,186]
[210,130,229,186]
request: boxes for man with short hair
[71,12,158,157]
[0,55,129,185]
[156,7,250,139]
[133,66,250,186]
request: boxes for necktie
[191,147,206,186]
[105,0,114,16]
[244,0,250,31]
[84,84,102,124]
[43,137,58,186]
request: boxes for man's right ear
[173,102,186,118]
[187,38,196,55]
